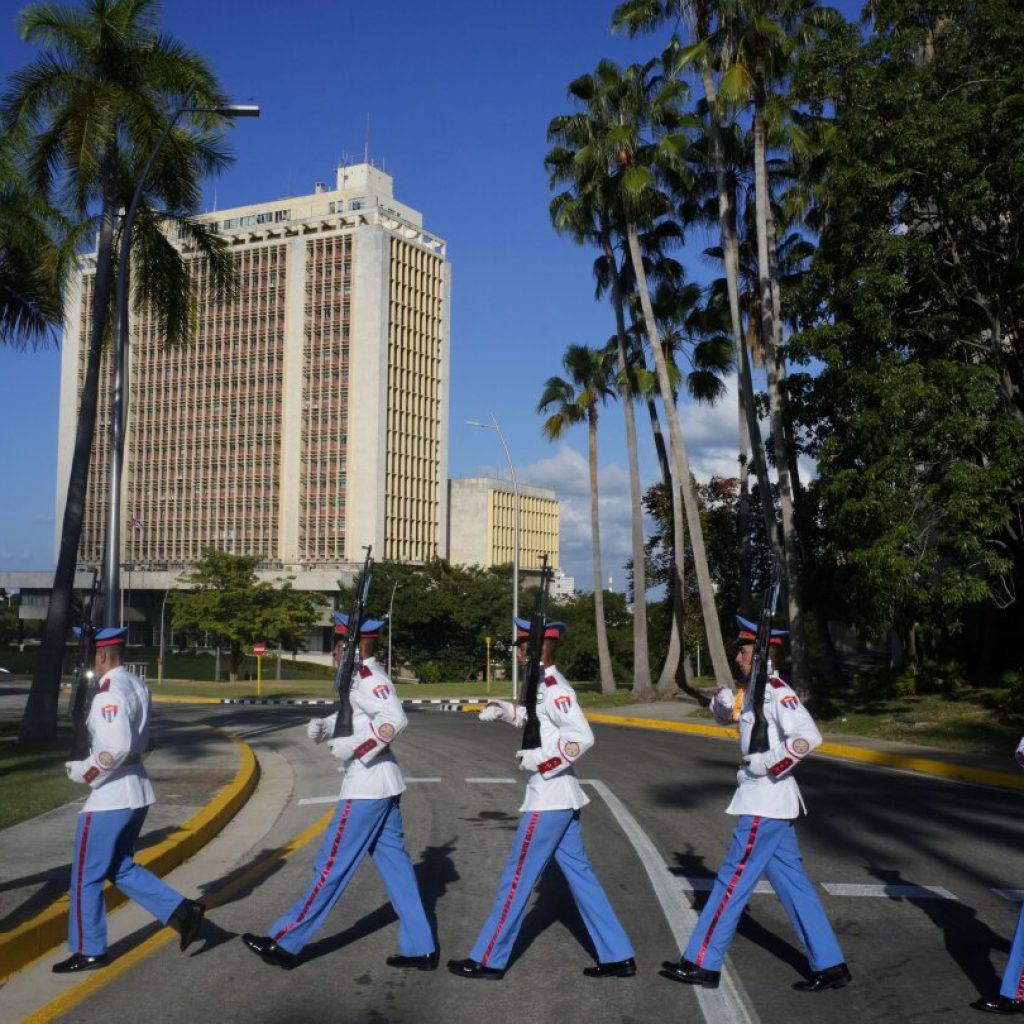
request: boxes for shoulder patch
[768,677,786,689]
[359,664,372,678]
[544,674,557,687]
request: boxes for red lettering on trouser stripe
[75,813,93,953]
[274,800,352,941]
[481,811,540,965]
[696,815,762,967]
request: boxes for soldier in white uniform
[447,618,635,980]
[54,627,204,973]
[242,614,435,970]
[661,616,851,993]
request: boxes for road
[10,701,1024,1023]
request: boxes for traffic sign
[253,642,266,657]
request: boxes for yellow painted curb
[0,726,259,983]
[151,694,224,705]
[584,711,1024,791]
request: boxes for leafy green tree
[791,0,1024,671]
[538,344,618,694]
[8,0,237,741]
[171,550,319,679]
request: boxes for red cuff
[768,757,794,778]
[538,757,563,774]
[83,766,100,784]
[354,739,378,758]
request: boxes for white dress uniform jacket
[321,657,408,800]
[710,675,821,820]
[489,665,593,813]
[74,665,156,813]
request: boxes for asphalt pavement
[1,683,1022,1022]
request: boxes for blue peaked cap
[513,616,567,641]
[72,626,128,647]
[333,611,385,637]
[736,615,787,644]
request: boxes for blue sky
[0,0,862,591]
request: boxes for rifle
[520,554,553,751]
[67,572,100,759]
[332,546,373,739]
[746,554,782,754]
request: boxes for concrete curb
[584,712,1024,791]
[0,726,259,983]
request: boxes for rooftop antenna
[364,113,370,165]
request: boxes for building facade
[56,163,451,593]
[446,477,560,573]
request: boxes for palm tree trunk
[587,411,616,694]
[19,194,118,742]
[752,68,806,691]
[602,231,651,697]
[624,221,732,688]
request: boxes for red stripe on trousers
[481,811,540,965]
[274,800,352,942]
[75,813,93,953]
[697,815,762,967]
[1016,961,1024,1000]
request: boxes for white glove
[711,687,735,712]
[515,748,543,772]
[1015,736,1024,769]
[329,737,356,766]
[65,760,90,785]
[742,753,769,777]
[306,716,331,743]
[479,700,513,724]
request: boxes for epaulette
[359,665,372,679]
[768,677,786,689]
[98,679,111,693]
[544,674,557,687]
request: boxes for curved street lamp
[103,90,259,626]
[467,414,520,700]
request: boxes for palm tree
[538,344,618,695]
[0,132,72,346]
[565,58,735,689]
[547,131,653,699]
[5,0,237,741]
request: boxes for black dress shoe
[169,898,206,951]
[242,933,298,969]
[793,962,853,992]
[386,951,439,970]
[583,957,637,978]
[659,957,720,988]
[52,952,110,974]
[972,995,1024,1015]
[446,957,505,979]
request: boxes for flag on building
[128,516,146,531]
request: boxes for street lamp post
[467,414,520,701]
[158,587,171,685]
[387,581,398,677]
[102,89,259,626]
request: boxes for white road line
[582,779,760,1024]
[466,777,517,784]
[404,777,443,783]
[822,883,958,900]
[994,890,1024,903]
[674,876,776,896]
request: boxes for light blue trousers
[683,815,844,972]
[269,796,433,956]
[69,807,184,955]
[470,808,634,969]
[999,903,1024,1000]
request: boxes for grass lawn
[0,721,80,832]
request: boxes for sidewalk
[0,706,256,981]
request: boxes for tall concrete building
[446,477,560,573]
[57,162,451,593]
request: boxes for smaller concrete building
[446,478,559,572]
